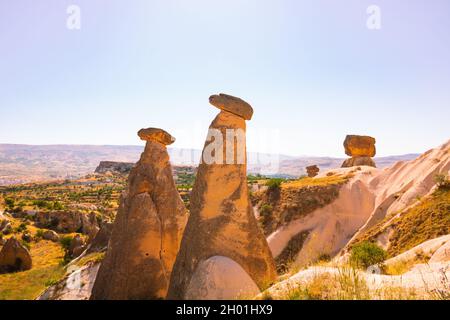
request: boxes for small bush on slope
[352,188,450,258]
[350,241,387,269]
[265,178,284,191]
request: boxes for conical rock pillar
[167,94,277,300]
[91,128,187,300]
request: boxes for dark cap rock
[138,128,175,145]
[209,93,253,120]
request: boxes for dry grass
[352,188,450,258]
[272,265,424,300]
[74,251,105,267]
[0,240,65,300]
[282,174,351,189]
[284,267,370,300]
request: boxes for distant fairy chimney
[341,135,376,168]
[306,165,320,177]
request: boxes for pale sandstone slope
[268,139,450,268]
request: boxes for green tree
[350,241,387,269]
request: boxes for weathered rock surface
[429,238,450,263]
[0,218,10,233]
[95,161,134,174]
[344,135,376,157]
[38,262,100,300]
[342,156,376,168]
[68,234,86,259]
[91,128,187,300]
[209,93,254,120]
[35,211,98,235]
[42,230,60,242]
[306,165,320,177]
[138,127,176,145]
[185,256,261,300]
[0,237,32,273]
[0,221,12,235]
[168,96,276,300]
[341,135,377,168]
[84,222,113,254]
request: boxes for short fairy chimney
[306,165,320,177]
[167,93,277,300]
[90,128,187,300]
[341,135,376,168]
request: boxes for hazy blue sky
[0,0,449,157]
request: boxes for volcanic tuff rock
[342,135,377,168]
[68,234,86,259]
[342,156,376,168]
[42,230,60,242]
[35,211,98,235]
[84,222,113,255]
[344,135,376,157]
[209,93,254,120]
[168,94,276,300]
[138,127,176,145]
[38,262,100,300]
[0,221,12,235]
[306,165,320,178]
[91,128,187,300]
[0,237,32,273]
[95,161,134,174]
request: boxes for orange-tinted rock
[167,96,276,300]
[138,127,176,145]
[209,93,254,120]
[341,156,376,168]
[306,165,320,178]
[85,222,113,254]
[68,234,85,258]
[344,135,376,157]
[35,211,98,235]
[0,237,32,273]
[91,129,187,300]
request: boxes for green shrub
[52,201,64,210]
[265,178,284,191]
[350,241,387,269]
[35,229,45,239]
[15,222,28,233]
[4,198,15,209]
[59,235,73,251]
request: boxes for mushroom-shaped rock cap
[138,128,175,145]
[209,93,253,120]
[344,135,376,157]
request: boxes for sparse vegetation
[265,178,284,191]
[275,231,310,274]
[284,267,370,300]
[435,174,450,190]
[0,240,65,300]
[353,188,450,258]
[350,241,387,269]
[283,174,351,189]
[75,251,105,267]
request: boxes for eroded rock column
[91,128,187,300]
[341,135,377,168]
[167,93,277,300]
